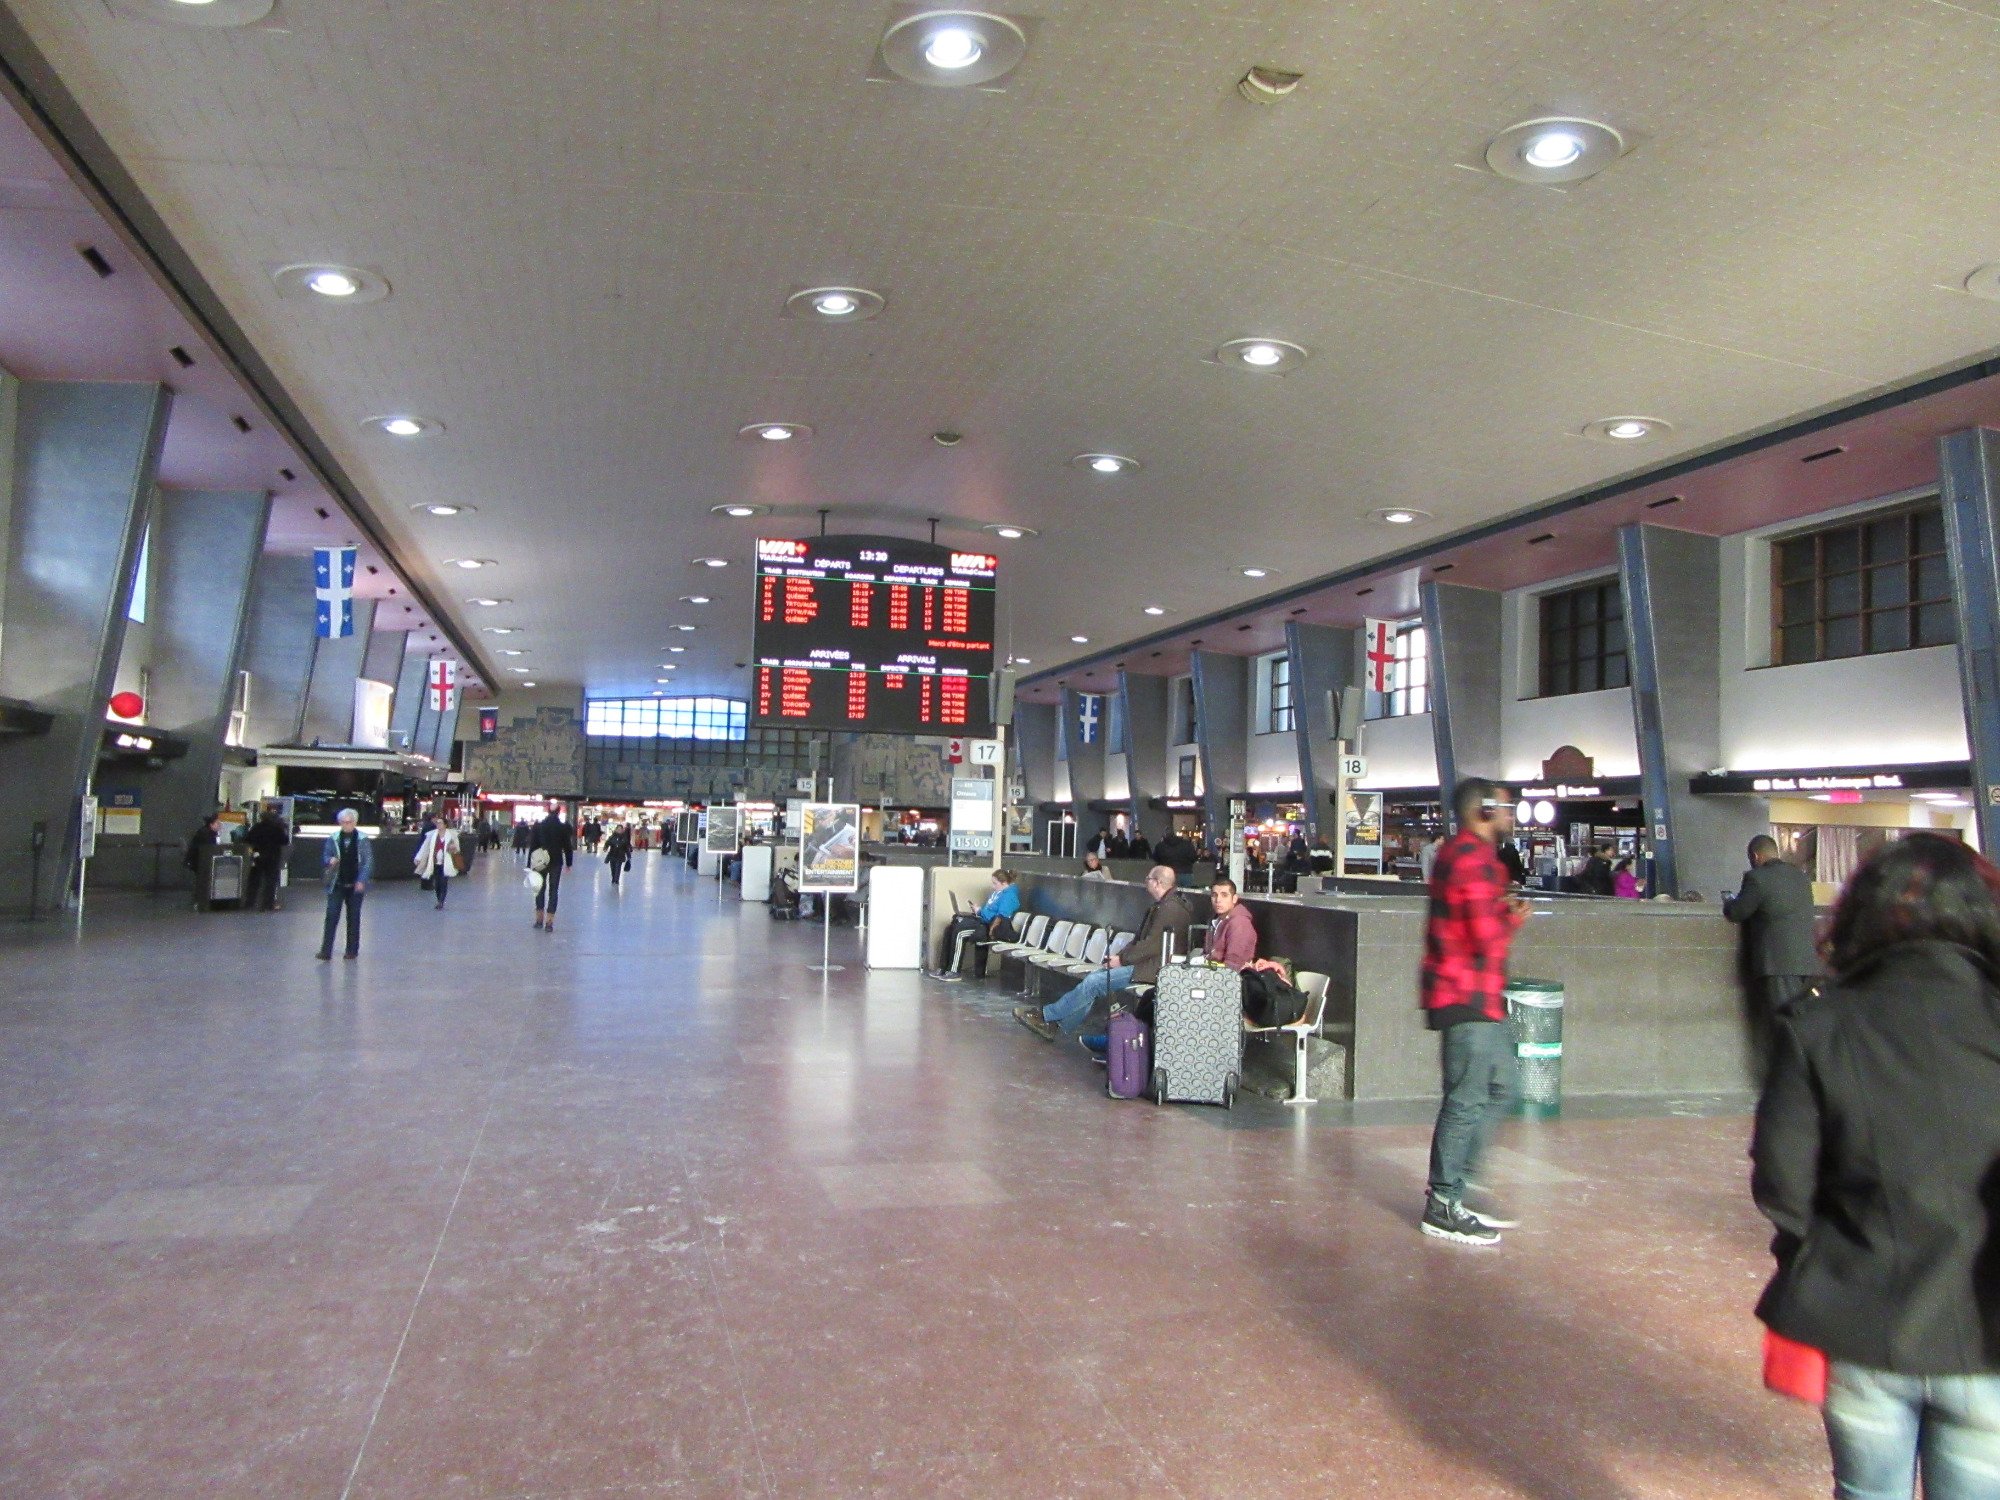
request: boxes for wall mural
[464,705,585,795]
[832,734,953,807]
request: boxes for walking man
[530,806,576,931]
[1725,834,1820,1073]
[1420,778,1529,1246]
[316,808,371,960]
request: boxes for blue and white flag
[314,546,357,638]
[1078,693,1102,746]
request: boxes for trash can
[1506,978,1564,1119]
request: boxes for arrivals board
[750,535,997,735]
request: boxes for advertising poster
[1344,791,1384,870]
[948,776,995,853]
[677,809,701,846]
[704,804,741,855]
[799,802,861,892]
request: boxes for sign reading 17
[859,549,888,562]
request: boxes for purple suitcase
[1105,1009,1151,1099]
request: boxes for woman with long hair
[1752,832,2000,1499]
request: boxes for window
[584,697,747,740]
[1539,579,1628,696]
[127,526,151,624]
[1385,623,1430,718]
[1773,503,1954,664]
[1265,654,1293,734]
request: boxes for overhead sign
[799,803,860,891]
[968,739,1002,766]
[949,777,996,852]
[1689,764,1970,796]
[313,546,357,638]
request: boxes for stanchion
[809,895,843,973]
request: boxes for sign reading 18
[859,549,888,562]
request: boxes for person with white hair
[316,807,372,960]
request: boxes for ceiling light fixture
[481,626,518,635]
[1583,415,1672,443]
[465,597,510,607]
[783,286,886,321]
[507,667,531,674]
[1962,264,2000,301]
[1011,656,1031,665]
[981,523,1037,539]
[364,414,442,438]
[678,596,711,606]
[1240,566,1273,579]
[1071,452,1139,476]
[1070,635,1090,644]
[1142,605,1166,616]
[1216,337,1308,374]
[272,262,389,303]
[668,646,686,653]
[116,0,273,25]
[710,503,770,518]
[499,649,526,657]
[411,502,475,517]
[446,558,495,570]
[738,421,812,442]
[1237,65,1304,104]
[694,557,731,568]
[521,681,537,688]
[1369,507,1432,525]
[670,624,698,633]
[877,8,1031,89]
[1485,116,1627,186]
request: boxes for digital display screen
[750,535,997,735]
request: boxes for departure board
[750,535,997,735]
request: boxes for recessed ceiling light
[481,626,518,635]
[982,523,1037,539]
[668,646,687,653]
[1240,566,1273,579]
[1583,415,1671,443]
[114,0,272,26]
[738,422,812,442]
[878,9,1031,88]
[507,667,531,674]
[1069,635,1090,644]
[1370,507,1432,525]
[678,596,711,606]
[270,263,388,302]
[783,286,886,321]
[365,414,442,438]
[411,502,475,516]
[521,681,537,688]
[1071,453,1139,476]
[499,649,526,657]
[1010,656,1032,665]
[1485,116,1626,185]
[694,557,730,568]
[671,624,698,632]
[711,503,770,518]
[464,597,510,607]
[1142,605,1166,616]
[446,558,495,570]
[1216,337,1308,374]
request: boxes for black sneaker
[1421,1196,1501,1246]
[1462,1196,1519,1230]
[931,969,965,983]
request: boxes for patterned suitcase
[1105,1009,1151,1100]
[1150,963,1243,1107]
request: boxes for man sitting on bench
[933,869,1020,980]
[1015,865,1192,1042]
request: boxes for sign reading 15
[859,549,888,562]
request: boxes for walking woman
[416,816,462,909]
[604,822,633,887]
[1752,832,2000,1500]
[529,806,575,931]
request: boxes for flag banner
[1363,618,1396,694]
[314,546,357,638]
[1078,693,1102,746]
[428,658,456,714]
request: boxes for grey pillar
[389,647,427,750]
[426,689,460,766]
[1013,700,1058,807]
[0,381,171,912]
[239,554,318,748]
[1618,524,1765,898]
[1288,622,1360,842]
[1060,686,1108,840]
[91,488,271,888]
[299,598,378,746]
[1119,670,1173,842]
[1940,428,2000,854]
[1191,650,1249,837]
[1419,582,1504,818]
[361,623,407,690]
[410,653,441,759]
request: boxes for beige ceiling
[13,0,2000,698]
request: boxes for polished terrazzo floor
[0,853,1827,1498]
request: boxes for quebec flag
[1078,693,1102,746]
[314,546,357,638]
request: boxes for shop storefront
[1512,777,1646,892]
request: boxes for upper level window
[1265,654,1293,734]
[584,697,747,740]
[1384,622,1429,718]
[127,526,151,624]
[1539,580,1627,696]
[1774,503,1953,664]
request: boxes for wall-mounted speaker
[990,665,1018,726]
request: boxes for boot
[533,911,544,929]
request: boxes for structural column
[1418,581,1503,818]
[1287,622,1359,842]
[238,554,318,749]
[1013,700,1058,808]
[1618,524,1765,898]
[92,487,271,888]
[0,381,171,912]
[1940,428,2000,854]
[299,599,378,746]
[1059,686,1108,843]
[1119,670,1173,843]
[389,647,428,751]
[1190,650,1248,841]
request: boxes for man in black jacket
[1726,836,1820,1013]
[530,808,576,932]
[1152,831,1199,876]
[242,805,290,912]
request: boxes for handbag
[524,869,544,892]
[529,848,551,873]
[1761,1329,1828,1405]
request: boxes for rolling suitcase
[1105,1009,1151,1099]
[1150,963,1243,1108]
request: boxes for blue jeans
[1426,1020,1516,1203]
[1044,966,1133,1035]
[319,883,364,957]
[1824,1363,2000,1500]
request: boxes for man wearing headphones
[1420,778,1531,1245]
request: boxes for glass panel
[1600,585,1623,623]
[1543,592,1571,630]
[1574,623,1598,663]
[1781,623,1816,663]
[1917,602,1957,648]
[1603,654,1628,690]
[1780,580,1816,623]
[1824,571,1863,616]
[1866,517,1908,564]
[1915,555,1951,603]
[1915,507,1946,555]
[1823,616,1862,659]
[1603,619,1626,655]
[1821,526,1862,573]
[1573,588,1600,624]
[1869,610,1909,653]
[1867,565,1909,610]
[1778,538,1817,583]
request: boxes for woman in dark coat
[1751,832,2000,1500]
[604,823,633,887]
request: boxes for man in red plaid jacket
[1420,778,1529,1245]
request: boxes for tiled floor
[0,853,1828,1497]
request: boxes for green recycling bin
[1506,978,1564,1119]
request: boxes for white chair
[1031,923,1092,976]
[1243,969,1333,1106]
[1053,927,1110,976]
[986,913,1047,958]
